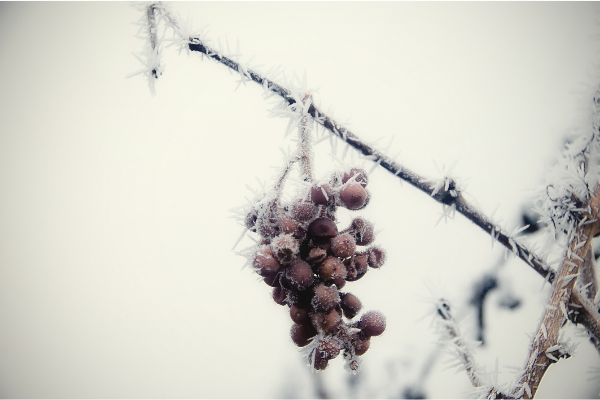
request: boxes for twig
[298,93,314,183]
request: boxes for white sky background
[1,1,600,398]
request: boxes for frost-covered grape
[342,168,368,188]
[307,217,338,238]
[318,256,347,282]
[339,183,367,210]
[291,200,317,221]
[367,246,386,268]
[253,248,281,278]
[331,233,356,258]
[353,335,370,356]
[306,247,327,265]
[311,184,332,205]
[340,293,362,319]
[333,275,346,289]
[311,308,342,333]
[349,217,375,246]
[245,210,258,232]
[317,339,341,360]
[312,283,340,312]
[278,214,301,236]
[345,253,368,282]
[272,287,287,306]
[271,233,300,264]
[291,323,317,347]
[359,311,386,337]
[290,304,310,324]
[313,353,329,370]
[285,259,314,291]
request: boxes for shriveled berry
[272,287,287,306]
[353,335,370,356]
[285,260,314,291]
[253,248,281,278]
[271,234,300,265]
[349,217,375,246]
[307,217,338,238]
[339,183,367,210]
[306,247,327,265]
[263,274,281,288]
[331,233,356,258]
[311,184,332,205]
[317,339,341,360]
[291,200,317,221]
[340,293,362,319]
[367,246,386,268]
[343,168,368,187]
[245,210,258,232]
[312,283,340,312]
[313,353,329,370]
[345,254,368,282]
[291,323,317,347]
[290,304,310,324]
[318,256,347,282]
[311,308,342,333]
[333,275,346,289]
[360,311,386,337]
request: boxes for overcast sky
[1,1,600,398]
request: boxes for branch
[512,186,600,399]
[153,12,554,284]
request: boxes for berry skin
[349,217,375,246]
[271,234,300,265]
[352,335,370,356]
[290,304,310,324]
[285,260,315,291]
[312,283,340,312]
[331,233,356,258]
[253,248,281,278]
[317,339,341,360]
[344,254,368,282]
[291,323,317,347]
[342,168,368,188]
[311,308,342,334]
[339,183,368,210]
[307,217,338,238]
[311,184,332,205]
[340,293,362,319]
[367,246,386,268]
[306,247,327,265]
[272,287,287,306]
[318,256,347,282]
[278,214,301,236]
[291,200,317,221]
[359,311,386,337]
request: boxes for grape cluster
[246,167,387,372]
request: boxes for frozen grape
[307,217,338,238]
[285,260,314,291]
[312,283,340,312]
[342,168,368,187]
[311,184,332,205]
[318,256,347,282]
[290,304,310,324]
[340,293,362,319]
[311,308,342,333]
[331,233,356,258]
[291,323,317,347]
[291,200,317,221]
[359,311,386,337]
[349,217,375,246]
[367,246,386,268]
[339,183,367,210]
[253,248,281,278]
[271,234,300,265]
[272,287,287,306]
